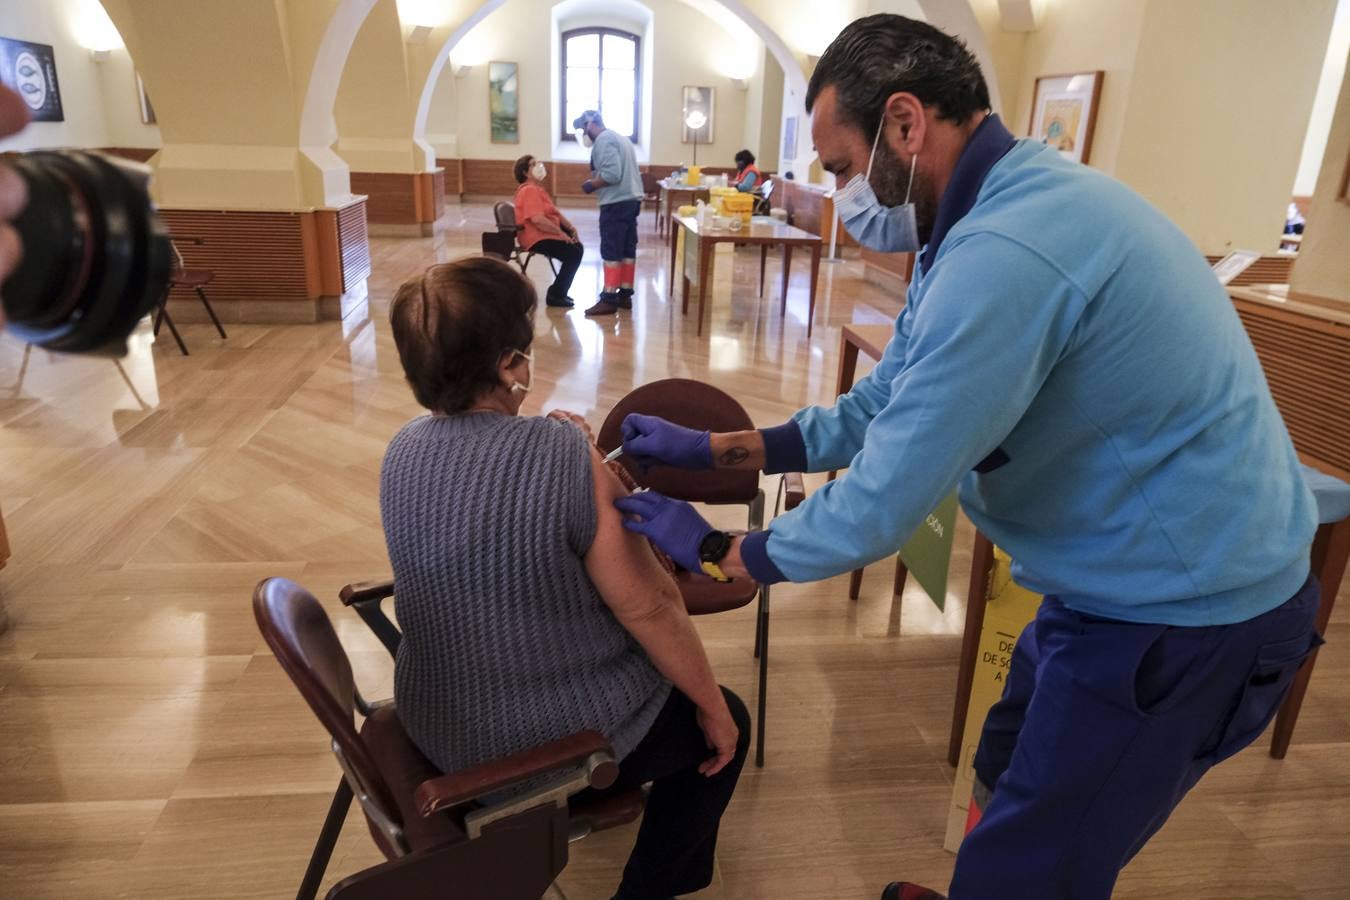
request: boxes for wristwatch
[698,530,734,583]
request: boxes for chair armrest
[340,579,396,606]
[414,729,617,818]
[782,472,806,511]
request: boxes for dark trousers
[598,199,641,261]
[952,575,1322,899]
[577,685,750,900]
[529,239,584,301]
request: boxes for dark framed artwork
[489,61,519,144]
[0,37,63,122]
[681,86,714,143]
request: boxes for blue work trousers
[951,575,1322,899]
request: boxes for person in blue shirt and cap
[575,109,645,317]
[613,14,1322,900]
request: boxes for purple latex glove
[581,180,597,194]
[620,413,713,471]
[614,491,714,574]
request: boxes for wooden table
[668,215,823,337]
[657,181,710,241]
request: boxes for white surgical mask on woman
[832,112,920,253]
[531,162,547,181]
[577,128,594,149]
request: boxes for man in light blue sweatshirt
[574,109,645,317]
[613,14,1322,900]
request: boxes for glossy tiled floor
[0,204,1346,899]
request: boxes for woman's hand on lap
[696,703,739,776]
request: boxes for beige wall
[1011,0,1147,176]
[333,0,433,172]
[1294,0,1350,196]
[0,0,159,152]
[421,0,760,164]
[1114,0,1334,253]
[1291,63,1350,303]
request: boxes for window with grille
[561,28,640,142]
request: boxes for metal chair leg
[755,585,769,768]
[157,303,189,356]
[196,286,227,339]
[297,778,354,900]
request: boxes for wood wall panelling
[349,172,420,225]
[1232,294,1350,481]
[443,158,465,195]
[1205,254,1296,286]
[861,247,915,283]
[461,159,520,197]
[162,209,312,303]
[336,199,372,291]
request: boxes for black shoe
[614,287,634,309]
[585,294,620,316]
[546,294,574,308]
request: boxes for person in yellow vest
[733,150,763,193]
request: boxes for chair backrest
[493,201,517,231]
[597,378,761,504]
[641,171,659,195]
[252,578,406,841]
[481,230,515,260]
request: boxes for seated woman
[733,149,763,193]
[382,256,749,900]
[513,154,584,308]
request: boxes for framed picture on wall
[136,71,156,125]
[488,61,519,144]
[681,86,714,144]
[0,36,63,122]
[1028,71,1103,165]
[782,116,798,162]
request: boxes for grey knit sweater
[381,412,671,777]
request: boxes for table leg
[949,531,995,767]
[759,245,768,298]
[807,244,822,338]
[697,239,713,336]
[682,274,690,314]
[780,244,794,319]
[669,223,680,298]
[828,336,861,488]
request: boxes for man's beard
[871,138,938,247]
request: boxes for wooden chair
[493,202,557,277]
[1269,466,1350,758]
[641,171,661,231]
[945,465,1350,767]
[155,237,226,356]
[596,378,805,767]
[254,577,644,900]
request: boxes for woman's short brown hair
[513,154,535,184]
[389,256,537,414]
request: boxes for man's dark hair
[734,149,755,168]
[513,154,534,184]
[389,257,537,414]
[806,15,990,131]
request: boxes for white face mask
[577,128,595,149]
[531,162,547,181]
[832,112,921,254]
[508,348,534,394]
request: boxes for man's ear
[883,92,926,154]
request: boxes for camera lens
[2,150,171,356]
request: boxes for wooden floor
[0,203,1347,900]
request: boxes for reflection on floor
[0,203,1346,899]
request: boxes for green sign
[900,491,959,610]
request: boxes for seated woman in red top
[512,155,585,308]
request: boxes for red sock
[603,264,622,292]
[620,260,636,289]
